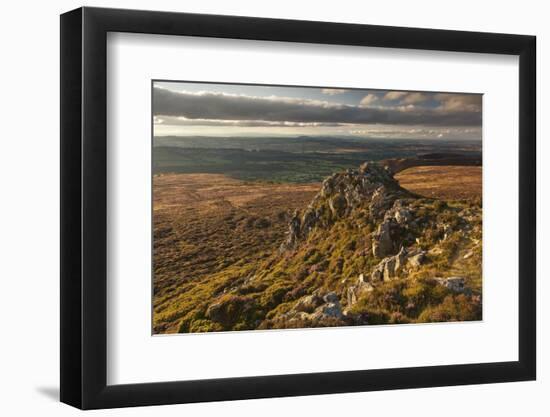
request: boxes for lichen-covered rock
[435,277,466,292]
[372,220,395,258]
[371,247,408,281]
[346,274,375,306]
[323,292,339,304]
[369,185,397,220]
[311,292,343,319]
[293,290,324,313]
[407,250,427,268]
[279,209,301,251]
[272,291,344,326]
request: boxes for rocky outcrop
[274,291,344,326]
[372,220,396,258]
[311,292,343,320]
[271,160,480,327]
[328,193,347,217]
[371,247,408,281]
[280,210,302,251]
[371,199,415,258]
[168,157,482,333]
[346,274,374,306]
[388,200,412,225]
[293,291,323,313]
[280,161,412,252]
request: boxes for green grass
[153,137,482,183]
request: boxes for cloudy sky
[153,81,482,140]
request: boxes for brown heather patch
[395,166,482,201]
[153,173,319,333]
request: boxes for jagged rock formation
[265,290,345,328]
[371,246,408,281]
[280,161,413,252]
[259,161,480,329]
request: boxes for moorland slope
[153,161,482,333]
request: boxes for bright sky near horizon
[153,81,482,140]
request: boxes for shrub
[188,319,224,333]
[304,249,323,265]
[244,216,258,228]
[402,278,449,317]
[389,312,411,324]
[433,200,448,211]
[205,294,259,329]
[418,294,482,323]
[260,281,294,310]
[363,309,390,325]
[255,217,271,228]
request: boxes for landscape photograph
[152,81,483,334]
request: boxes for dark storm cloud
[153,87,481,127]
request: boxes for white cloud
[435,93,482,112]
[401,92,430,105]
[383,91,408,101]
[321,88,348,95]
[359,93,379,107]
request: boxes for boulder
[347,275,375,306]
[301,208,318,235]
[394,207,412,224]
[302,292,343,320]
[320,175,336,197]
[294,291,323,313]
[371,268,383,282]
[372,220,395,258]
[293,291,343,319]
[371,247,408,281]
[369,185,395,220]
[317,301,343,319]
[384,247,407,280]
[323,292,339,304]
[435,276,466,292]
[384,200,412,225]
[407,251,426,268]
[279,210,301,251]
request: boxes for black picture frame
[60,6,536,410]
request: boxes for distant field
[153,137,482,183]
[395,166,482,200]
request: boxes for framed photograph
[60,6,536,409]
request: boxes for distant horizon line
[153,134,482,141]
